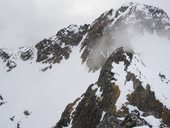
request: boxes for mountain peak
[116,2,170,25]
[1,2,170,128]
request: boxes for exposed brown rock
[80,9,114,64]
[127,79,170,125]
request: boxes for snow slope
[0,44,100,128]
[130,32,170,108]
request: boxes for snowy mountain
[0,2,170,128]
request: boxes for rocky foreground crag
[55,48,170,128]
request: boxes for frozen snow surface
[0,45,100,128]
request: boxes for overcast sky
[0,0,170,48]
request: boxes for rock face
[0,94,6,106]
[35,24,89,64]
[20,47,34,61]
[0,47,34,72]
[97,110,150,128]
[80,9,114,64]
[0,49,17,72]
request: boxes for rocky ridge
[55,48,170,128]
[54,2,170,128]
[0,24,89,72]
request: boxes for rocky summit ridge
[54,2,170,128]
[0,2,170,128]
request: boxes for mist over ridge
[85,2,170,71]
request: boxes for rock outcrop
[35,24,89,64]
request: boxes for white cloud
[0,0,169,48]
